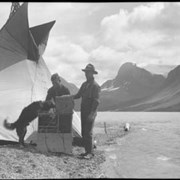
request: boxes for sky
[0,2,180,87]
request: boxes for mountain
[143,64,176,77]
[163,65,180,87]
[99,62,166,111]
[121,65,180,111]
[71,62,180,112]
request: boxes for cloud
[0,3,11,27]
[77,35,99,51]
[130,3,164,22]
[44,2,180,85]
[99,2,180,66]
[2,2,180,86]
[45,36,89,63]
[89,46,136,81]
[100,3,166,50]
[28,3,74,27]
[44,36,90,87]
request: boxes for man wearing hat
[73,64,101,159]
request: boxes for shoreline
[0,122,126,179]
[93,122,127,178]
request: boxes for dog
[3,100,55,146]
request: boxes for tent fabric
[0,2,81,142]
[0,25,27,71]
[30,21,56,47]
[28,30,40,62]
[3,3,40,62]
[28,20,56,61]
[0,2,37,71]
[4,3,29,54]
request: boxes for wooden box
[55,95,74,114]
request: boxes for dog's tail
[3,118,16,130]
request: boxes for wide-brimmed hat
[82,64,98,74]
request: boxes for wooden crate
[37,111,73,154]
[38,112,58,133]
[55,95,74,114]
[35,133,72,154]
[38,111,73,133]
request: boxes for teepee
[0,2,81,143]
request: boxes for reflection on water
[95,112,180,178]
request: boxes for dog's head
[40,100,55,111]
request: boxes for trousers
[81,111,96,153]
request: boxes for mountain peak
[101,62,165,92]
[164,65,180,86]
[118,62,136,74]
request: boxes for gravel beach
[0,122,125,179]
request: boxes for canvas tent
[0,3,81,144]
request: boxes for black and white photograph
[0,2,179,178]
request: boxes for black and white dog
[3,100,55,146]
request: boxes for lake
[91,112,180,178]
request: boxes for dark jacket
[74,78,101,114]
[46,84,70,102]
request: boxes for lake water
[92,112,180,178]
